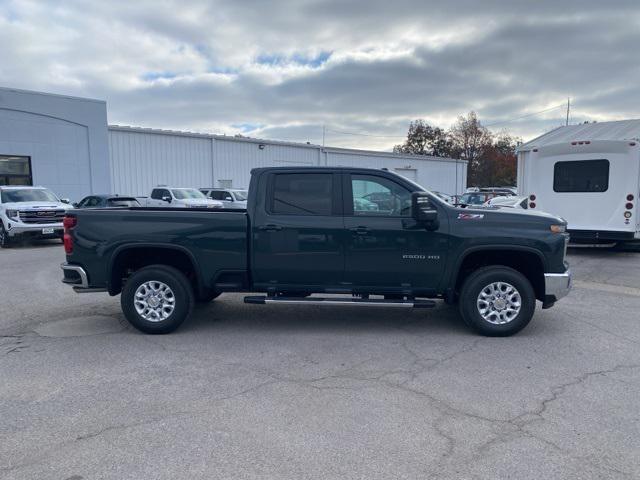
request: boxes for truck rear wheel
[121,265,194,334]
[459,266,535,337]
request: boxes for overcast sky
[1,0,638,150]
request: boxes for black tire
[0,224,12,248]
[121,265,194,334]
[196,289,221,303]
[459,266,535,337]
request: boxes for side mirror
[224,196,233,201]
[162,196,172,203]
[412,192,439,230]
[61,198,70,204]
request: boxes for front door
[343,173,448,294]
[251,172,344,290]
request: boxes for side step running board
[244,296,435,308]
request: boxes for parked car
[143,187,223,209]
[485,196,528,209]
[433,191,454,204]
[200,188,248,209]
[0,186,73,247]
[456,192,499,206]
[62,166,571,337]
[479,187,518,196]
[75,194,141,209]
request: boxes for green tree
[393,120,454,157]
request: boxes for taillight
[627,194,634,201]
[626,202,634,210]
[529,194,536,201]
[529,202,536,208]
[63,216,77,254]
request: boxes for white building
[1,87,467,201]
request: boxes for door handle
[349,226,370,235]
[258,224,283,231]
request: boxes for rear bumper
[61,262,107,293]
[61,263,89,288]
[543,269,572,306]
[568,229,635,242]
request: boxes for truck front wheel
[0,224,12,248]
[459,266,535,337]
[121,265,194,334]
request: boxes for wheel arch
[108,244,205,296]
[449,246,547,302]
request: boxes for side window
[351,175,412,216]
[210,191,224,200]
[77,197,89,208]
[150,189,162,200]
[223,191,234,201]
[160,189,171,199]
[271,173,333,215]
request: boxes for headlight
[550,224,566,233]
[6,209,18,220]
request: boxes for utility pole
[322,124,326,147]
[566,97,570,126]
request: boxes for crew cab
[61,167,571,337]
[1,186,73,247]
[143,186,223,209]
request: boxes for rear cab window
[553,159,609,192]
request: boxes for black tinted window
[554,160,609,192]
[108,199,139,207]
[271,173,333,215]
[150,189,162,200]
[210,191,225,200]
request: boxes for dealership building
[0,87,467,201]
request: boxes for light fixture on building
[258,144,265,150]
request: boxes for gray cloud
[1,0,638,150]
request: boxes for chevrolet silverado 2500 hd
[61,167,571,336]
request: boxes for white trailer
[517,120,640,245]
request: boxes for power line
[484,103,568,127]
[325,128,407,139]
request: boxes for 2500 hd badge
[61,166,571,337]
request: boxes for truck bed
[66,207,248,291]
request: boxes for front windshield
[459,193,486,205]
[233,190,248,201]
[1,188,59,203]
[171,189,206,200]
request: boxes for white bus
[517,120,640,246]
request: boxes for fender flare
[445,244,547,292]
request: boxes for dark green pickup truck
[61,167,571,336]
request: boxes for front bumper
[6,221,63,237]
[544,269,572,305]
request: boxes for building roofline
[0,86,106,104]
[108,124,466,164]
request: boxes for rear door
[343,172,448,293]
[251,172,344,290]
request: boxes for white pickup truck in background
[142,187,224,209]
[0,186,74,248]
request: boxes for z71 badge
[458,213,484,220]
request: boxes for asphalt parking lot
[1,243,639,479]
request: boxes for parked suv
[143,187,223,209]
[0,186,73,247]
[200,188,248,209]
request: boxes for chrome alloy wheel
[134,281,176,322]
[476,282,521,325]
